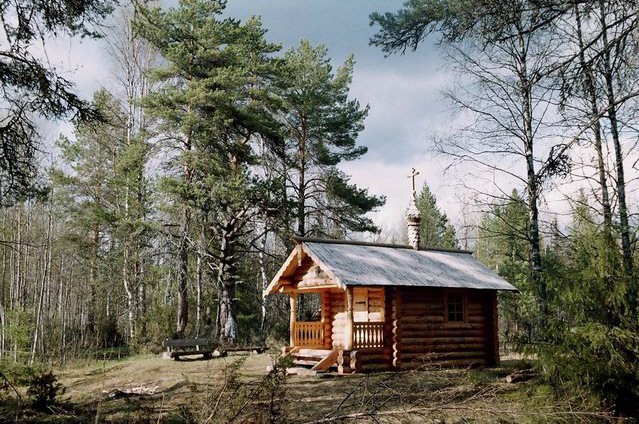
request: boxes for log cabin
[264,185,518,373]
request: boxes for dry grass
[0,353,613,423]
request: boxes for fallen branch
[505,369,535,384]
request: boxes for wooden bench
[162,338,216,360]
[224,346,267,354]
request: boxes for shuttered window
[446,294,465,323]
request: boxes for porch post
[289,293,297,347]
[345,286,353,350]
[322,291,332,349]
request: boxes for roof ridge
[292,236,474,255]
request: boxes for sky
[42,0,617,241]
[223,0,458,237]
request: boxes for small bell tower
[406,168,421,250]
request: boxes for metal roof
[300,240,517,291]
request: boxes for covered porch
[288,287,387,351]
[264,243,390,372]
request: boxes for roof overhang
[263,243,343,296]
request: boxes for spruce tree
[414,182,457,249]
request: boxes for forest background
[1,0,638,417]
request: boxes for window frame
[444,291,468,326]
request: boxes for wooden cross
[407,167,419,198]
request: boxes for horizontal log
[356,363,393,372]
[399,343,486,353]
[400,323,484,332]
[350,354,390,364]
[353,357,392,367]
[351,347,388,355]
[399,330,486,339]
[401,351,487,360]
[401,336,486,345]
[399,316,445,324]
[402,298,443,305]
[467,303,485,311]
[401,358,486,368]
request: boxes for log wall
[329,290,346,349]
[395,287,497,367]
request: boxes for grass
[0,352,614,423]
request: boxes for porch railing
[353,322,385,349]
[292,321,325,348]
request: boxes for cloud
[351,70,450,163]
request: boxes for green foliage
[476,190,534,342]
[539,322,639,416]
[0,0,114,204]
[27,371,65,411]
[274,39,384,239]
[414,182,457,249]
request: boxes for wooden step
[311,350,339,372]
[293,359,320,367]
[298,348,332,357]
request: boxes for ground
[0,352,611,423]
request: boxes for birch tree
[371,0,566,320]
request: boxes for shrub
[26,371,65,411]
[539,322,639,417]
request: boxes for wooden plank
[298,348,333,357]
[162,338,211,348]
[311,349,339,371]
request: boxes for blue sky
[45,0,471,238]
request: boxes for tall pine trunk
[216,222,238,343]
[176,205,190,337]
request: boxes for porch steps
[311,349,339,372]
[290,348,339,372]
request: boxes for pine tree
[0,0,114,204]
[136,0,281,342]
[273,40,384,243]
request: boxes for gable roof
[265,238,518,294]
